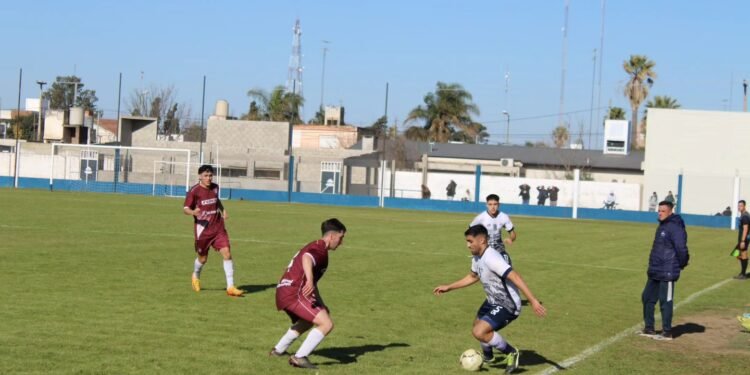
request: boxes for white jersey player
[433,225,546,374]
[471,194,516,265]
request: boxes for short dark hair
[739,200,746,206]
[486,194,499,202]
[321,218,346,235]
[198,164,214,174]
[658,201,674,209]
[465,224,488,238]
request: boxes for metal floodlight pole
[116,73,122,143]
[503,111,510,144]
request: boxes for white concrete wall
[382,170,641,210]
[643,109,750,214]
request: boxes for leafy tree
[244,86,304,124]
[404,126,429,142]
[9,114,35,140]
[164,103,180,135]
[623,55,657,149]
[552,126,570,148]
[607,106,626,120]
[308,106,325,124]
[44,76,98,113]
[404,82,481,143]
[452,122,489,144]
[368,115,388,138]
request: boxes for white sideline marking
[536,278,734,375]
[525,259,641,273]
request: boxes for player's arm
[183,206,200,216]
[506,270,546,317]
[742,221,748,248]
[217,199,228,219]
[433,272,479,295]
[183,191,199,216]
[301,253,316,297]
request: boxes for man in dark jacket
[640,201,689,341]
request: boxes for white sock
[488,332,508,351]
[223,260,234,287]
[295,328,326,358]
[274,329,301,353]
[193,259,204,278]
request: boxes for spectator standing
[548,186,560,207]
[536,186,548,206]
[518,184,531,205]
[664,191,675,205]
[648,192,658,212]
[446,180,457,201]
[421,185,431,199]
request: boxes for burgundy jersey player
[183,164,243,297]
[270,218,347,370]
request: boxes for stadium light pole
[502,110,510,144]
[199,75,206,164]
[35,81,46,141]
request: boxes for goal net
[153,161,223,198]
[49,144,192,196]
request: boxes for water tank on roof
[69,107,84,126]
[215,100,229,119]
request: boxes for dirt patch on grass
[646,311,750,355]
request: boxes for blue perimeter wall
[0,176,732,229]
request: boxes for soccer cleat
[191,275,201,292]
[638,328,657,337]
[482,348,494,363]
[289,355,318,369]
[652,331,673,341]
[505,348,520,374]
[269,348,289,357]
[733,273,748,280]
[226,286,244,297]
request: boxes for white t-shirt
[471,211,514,252]
[471,247,521,315]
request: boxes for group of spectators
[517,184,560,206]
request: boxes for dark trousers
[642,278,675,332]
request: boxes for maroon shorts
[282,295,326,324]
[194,227,230,256]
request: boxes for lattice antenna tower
[286,19,303,98]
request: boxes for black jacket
[647,214,689,281]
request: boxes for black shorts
[476,300,518,331]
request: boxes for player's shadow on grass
[671,322,705,338]
[314,343,410,365]
[237,284,276,294]
[486,349,564,373]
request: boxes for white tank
[215,100,229,118]
[69,107,84,126]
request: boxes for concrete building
[643,108,750,215]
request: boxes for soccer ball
[459,349,483,371]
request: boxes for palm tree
[646,95,680,109]
[245,86,304,124]
[623,55,657,149]
[552,126,569,148]
[404,82,481,143]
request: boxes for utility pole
[36,81,47,142]
[588,49,597,150]
[558,0,570,130]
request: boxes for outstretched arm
[433,273,479,295]
[506,270,546,317]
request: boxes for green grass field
[0,189,748,374]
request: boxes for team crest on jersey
[660,231,666,237]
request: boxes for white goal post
[49,143,192,195]
[153,161,222,197]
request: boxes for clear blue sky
[1,0,747,146]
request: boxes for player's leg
[191,240,210,292]
[474,301,495,361]
[738,244,748,278]
[653,280,674,340]
[474,302,519,373]
[640,278,659,335]
[290,309,333,369]
[216,231,242,296]
[272,312,313,357]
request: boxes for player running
[434,225,546,374]
[471,194,517,265]
[270,218,347,369]
[183,164,243,297]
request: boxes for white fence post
[732,173,740,230]
[572,168,580,219]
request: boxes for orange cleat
[226,285,244,297]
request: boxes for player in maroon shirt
[183,165,243,297]
[270,218,347,369]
